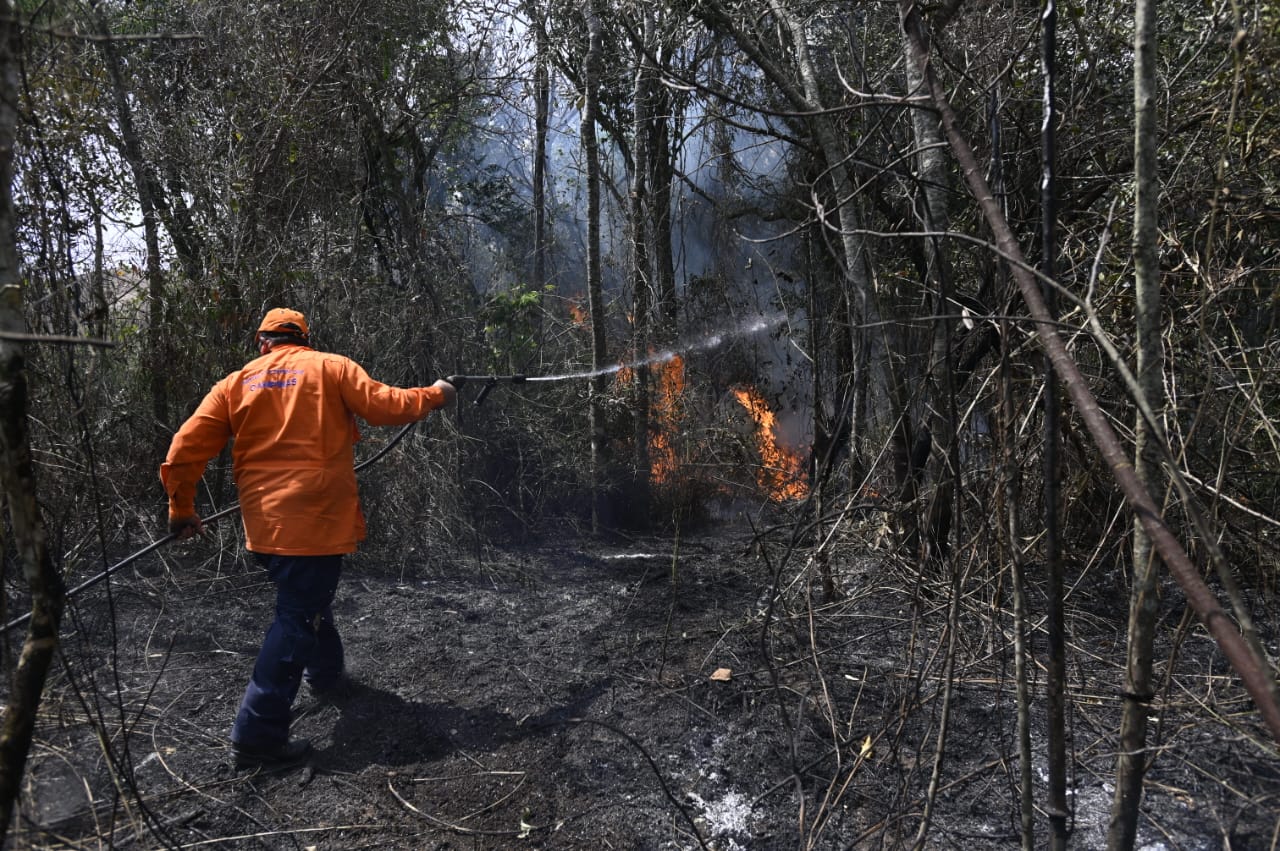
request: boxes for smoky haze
[448,63,815,451]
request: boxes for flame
[568,301,588,325]
[613,355,686,485]
[649,355,684,484]
[731,386,809,502]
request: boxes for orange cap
[257,308,309,336]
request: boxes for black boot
[231,738,313,770]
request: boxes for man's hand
[433,378,458,405]
[169,515,206,540]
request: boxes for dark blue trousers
[230,554,344,749]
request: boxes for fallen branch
[174,823,380,848]
[388,776,562,838]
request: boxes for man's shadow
[303,677,612,771]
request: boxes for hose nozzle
[474,376,499,406]
[445,374,527,406]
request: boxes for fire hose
[445,374,527,406]
[4,375,533,633]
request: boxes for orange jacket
[160,343,448,555]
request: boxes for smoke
[439,31,817,455]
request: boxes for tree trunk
[530,0,550,295]
[1037,3,1069,847]
[97,21,170,449]
[629,8,654,518]
[88,194,109,338]
[901,6,957,566]
[1002,314,1036,851]
[648,67,677,334]
[583,6,610,533]
[808,235,836,599]
[0,6,67,838]
[1109,0,1162,846]
[991,79,1035,851]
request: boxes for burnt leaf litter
[8,518,1280,850]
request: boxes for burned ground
[7,517,1280,850]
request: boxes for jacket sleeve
[333,357,449,426]
[159,381,233,520]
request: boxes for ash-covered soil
[8,520,1279,849]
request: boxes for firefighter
[160,308,456,769]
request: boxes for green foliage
[481,282,553,373]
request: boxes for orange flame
[568,301,588,325]
[731,386,809,502]
[649,355,684,484]
[614,356,686,485]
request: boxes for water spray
[444,313,785,404]
[490,313,788,387]
[446,313,786,404]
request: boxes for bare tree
[627,4,655,514]
[529,0,551,295]
[583,4,610,531]
[1109,0,1163,845]
[900,6,960,568]
[1037,2,1069,846]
